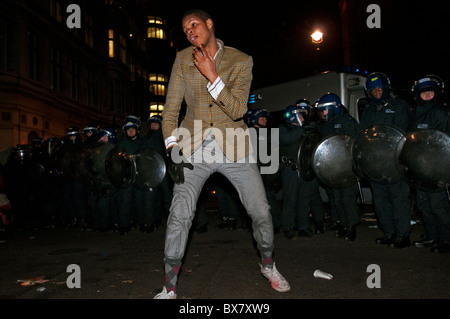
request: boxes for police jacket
[317,113,359,139]
[407,101,450,133]
[140,129,165,156]
[116,135,142,155]
[359,95,410,132]
[279,123,304,163]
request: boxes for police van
[249,67,370,123]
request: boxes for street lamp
[311,30,324,45]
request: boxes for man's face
[370,87,383,100]
[150,122,160,131]
[257,117,267,127]
[126,127,137,138]
[420,90,435,101]
[182,14,213,48]
[319,109,328,120]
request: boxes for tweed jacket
[162,39,253,162]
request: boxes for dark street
[1,205,449,301]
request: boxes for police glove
[166,145,194,184]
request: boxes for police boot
[390,235,411,249]
[344,225,356,242]
[315,221,325,234]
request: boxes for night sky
[161,0,449,102]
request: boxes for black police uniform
[279,122,326,238]
[115,133,142,233]
[408,101,450,252]
[137,127,173,232]
[359,95,412,247]
[317,109,360,241]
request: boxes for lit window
[147,16,166,40]
[148,17,165,24]
[149,83,166,96]
[147,27,165,39]
[149,73,168,96]
[149,103,164,116]
[108,29,114,58]
[149,74,168,82]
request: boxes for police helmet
[122,115,141,132]
[249,109,268,127]
[148,115,163,125]
[66,126,80,136]
[244,109,255,126]
[98,128,116,144]
[295,99,312,112]
[365,72,391,102]
[83,123,99,135]
[317,93,343,121]
[412,74,444,102]
[284,104,303,126]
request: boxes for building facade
[0,0,175,151]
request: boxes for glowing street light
[311,30,324,44]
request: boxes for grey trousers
[164,138,274,265]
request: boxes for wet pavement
[1,205,450,302]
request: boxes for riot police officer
[88,128,117,231]
[83,123,99,147]
[409,75,450,253]
[279,103,325,239]
[316,93,360,241]
[115,115,143,234]
[360,72,412,248]
[61,126,89,228]
[249,109,282,233]
[137,115,172,232]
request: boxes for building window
[149,83,166,96]
[1,112,11,122]
[69,58,79,100]
[149,103,164,117]
[0,18,6,71]
[50,47,61,92]
[87,71,95,106]
[119,34,126,64]
[149,73,168,96]
[108,29,114,58]
[49,0,63,23]
[147,16,166,40]
[84,15,94,48]
[27,29,40,81]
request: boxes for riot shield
[134,149,166,191]
[104,147,136,188]
[297,129,322,181]
[397,129,450,192]
[352,124,406,184]
[312,134,358,188]
[85,143,117,196]
[52,144,89,181]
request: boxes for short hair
[182,9,214,25]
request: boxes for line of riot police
[248,72,449,253]
[1,115,172,235]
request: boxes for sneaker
[260,262,290,292]
[154,286,177,299]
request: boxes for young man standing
[154,9,290,299]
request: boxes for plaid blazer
[162,39,253,162]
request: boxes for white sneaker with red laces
[260,262,290,292]
[154,286,177,299]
